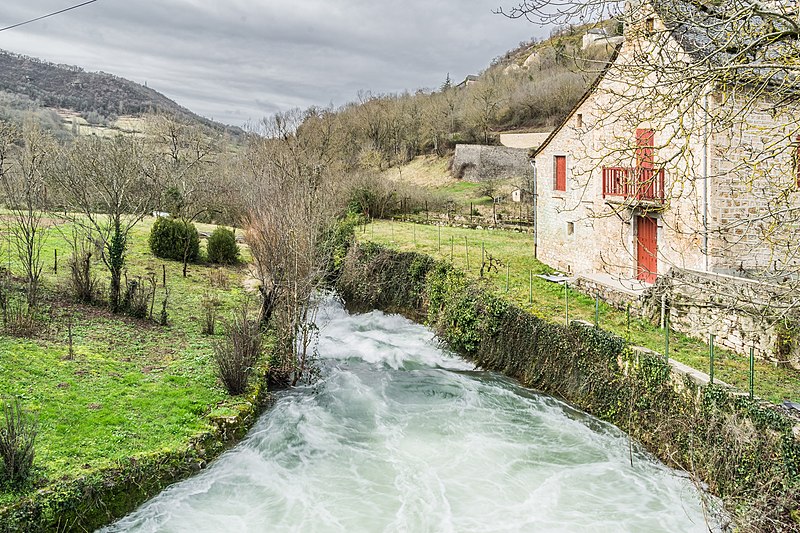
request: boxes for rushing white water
[100,299,720,533]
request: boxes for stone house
[531,0,800,364]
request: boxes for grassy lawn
[0,216,255,506]
[363,220,800,404]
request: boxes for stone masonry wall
[708,96,800,276]
[663,268,800,368]
[452,144,529,183]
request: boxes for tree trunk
[258,283,279,329]
[108,219,126,313]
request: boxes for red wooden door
[636,216,658,283]
[636,129,655,198]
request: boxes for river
[100,298,719,532]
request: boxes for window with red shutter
[554,156,566,191]
[636,129,655,169]
[796,136,800,187]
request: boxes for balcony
[602,167,665,203]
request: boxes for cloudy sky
[0,1,547,127]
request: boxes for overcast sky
[0,1,547,127]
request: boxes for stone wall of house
[662,268,800,368]
[532,31,707,280]
[452,144,529,183]
[708,96,800,276]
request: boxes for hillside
[0,50,243,136]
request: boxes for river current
[100,299,718,532]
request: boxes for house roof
[652,0,800,86]
[533,0,799,158]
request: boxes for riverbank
[363,220,800,403]
[0,218,271,532]
[337,241,800,531]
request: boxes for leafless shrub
[200,291,221,335]
[1,297,38,337]
[0,273,38,337]
[208,268,229,290]
[213,301,262,395]
[67,250,96,304]
[122,276,153,320]
[0,398,37,487]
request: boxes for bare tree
[465,71,507,145]
[241,110,346,386]
[0,121,54,307]
[52,135,156,312]
[144,114,225,276]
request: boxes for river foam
[100,299,720,532]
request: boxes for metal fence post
[709,334,715,384]
[665,314,670,364]
[564,281,569,326]
[594,295,599,328]
[626,303,631,341]
[749,346,755,400]
[528,270,533,304]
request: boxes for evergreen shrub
[206,227,239,264]
[148,217,200,262]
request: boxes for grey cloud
[0,0,546,126]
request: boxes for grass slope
[0,217,254,507]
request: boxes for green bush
[207,227,239,264]
[148,217,200,262]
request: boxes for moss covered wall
[338,242,800,531]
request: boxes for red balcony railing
[602,167,665,202]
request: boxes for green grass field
[0,216,254,506]
[363,220,800,404]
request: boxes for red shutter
[636,129,654,169]
[554,156,566,191]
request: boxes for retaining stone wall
[663,268,800,368]
[452,144,529,183]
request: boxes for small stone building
[531,0,800,364]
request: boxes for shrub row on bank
[336,242,800,531]
[149,219,239,264]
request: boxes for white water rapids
[100,299,720,532]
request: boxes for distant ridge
[0,49,244,135]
